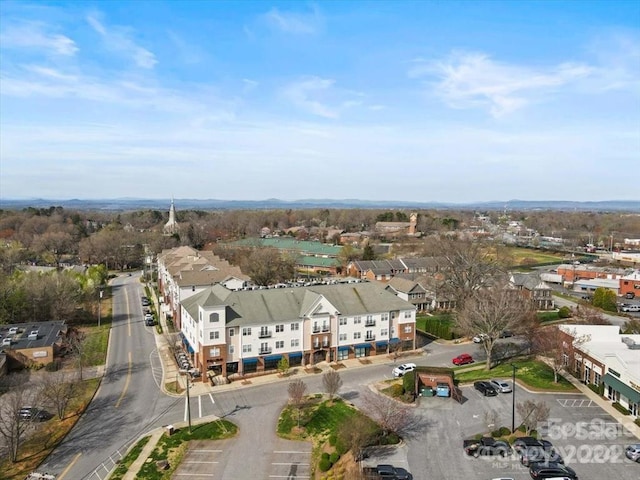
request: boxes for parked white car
[392,363,417,378]
[473,333,489,343]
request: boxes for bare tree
[337,414,376,464]
[361,390,412,438]
[532,325,589,383]
[66,328,88,381]
[38,371,80,420]
[429,236,502,310]
[457,280,535,370]
[622,319,640,334]
[578,306,612,325]
[0,374,35,462]
[242,248,296,286]
[517,400,551,435]
[322,370,343,400]
[288,379,307,427]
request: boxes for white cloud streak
[86,13,157,69]
[263,6,322,34]
[410,52,593,117]
[0,22,78,56]
[281,77,339,118]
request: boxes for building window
[339,317,347,325]
[338,348,349,361]
[276,340,284,349]
[229,328,235,337]
[276,324,284,333]
[381,328,388,337]
[209,347,220,357]
[404,325,412,333]
[562,353,569,366]
[404,311,412,318]
[209,331,219,340]
[242,327,252,336]
[353,332,361,340]
[366,315,373,322]
[290,323,299,331]
[382,313,389,321]
[243,344,252,353]
[228,345,234,354]
[291,338,299,347]
[594,372,601,386]
[209,313,219,323]
[199,311,202,322]
[339,333,347,341]
[354,316,361,324]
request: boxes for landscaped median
[454,358,577,392]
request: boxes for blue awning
[355,343,371,349]
[389,337,400,344]
[264,354,283,362]
[338,346,350,352]
[376,341,388,347]
[288,352,303,358]
[243,358,258,364]
[182,335,195,353]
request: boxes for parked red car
[453,353,474,365]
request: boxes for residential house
[508,272,555,310]
[179,281,416,382]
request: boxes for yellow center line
[115,351,132,408]
[56,452,81,480]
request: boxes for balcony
[365,334,376,341]
[312,326,321,333]
[321,325,330,332]
[322,341,330,347]
[258,331,272,339]
[313,342,320,349]
[365,320,376,327]
[259,348,272,355]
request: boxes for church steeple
[163,198,179,234]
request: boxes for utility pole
[98,289,103,327]
[511,363,518,433]
[186,375,192,433]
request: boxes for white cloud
[410,52,593,117]
[86,13,157,69]
[0,22,78,56]
[281,77,339,118]
[263,6,322,34]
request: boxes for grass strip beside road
[108,435,151,480]
[455,359,576,392]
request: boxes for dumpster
[420,386,435,397]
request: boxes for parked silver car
[490,379,512,393]
[626,444,640,462]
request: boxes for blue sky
[1,0,638,203]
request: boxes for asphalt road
[41,274,177,480]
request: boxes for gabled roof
[182,282,414,327]
[509,272,551,291]
[387,276,427,294]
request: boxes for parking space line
[272,462,310,466]
[208,393,215,405]
[273,450,310,454]
[198,394,202,418]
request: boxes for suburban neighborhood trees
[242,248,296,286]
[288,379,307,427]
[456,280,535,370]
[0,374,35,463]
[361,390,412,439]
[591,287,618,312]
[38,371,80,420]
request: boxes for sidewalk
[561,368,640,441]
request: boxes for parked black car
[463,437,512,457]
[520,445,564,466]
[474,381,498,396]
[513,436,546,452]
[529,461,578,479]
[18,407,52,422]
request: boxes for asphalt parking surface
[365,384,640,480]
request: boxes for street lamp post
[511,363,518,433]
[98,289,104,327]
[186,374,192,433]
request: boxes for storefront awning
[355,343,371,349]
[389,337,400,344]
[242,358,258,365]
[264,354,283,362]
[337,346,350,351]
[182,335,195,354]
[376,341,388,347]
[288,352,303,358]
[604,373,640,403]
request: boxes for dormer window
[209,313,219,323]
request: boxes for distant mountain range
[1,198,639,212]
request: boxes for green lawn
[109,435,151,480]
[455,359,576,392]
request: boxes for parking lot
[365,383,640,480]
